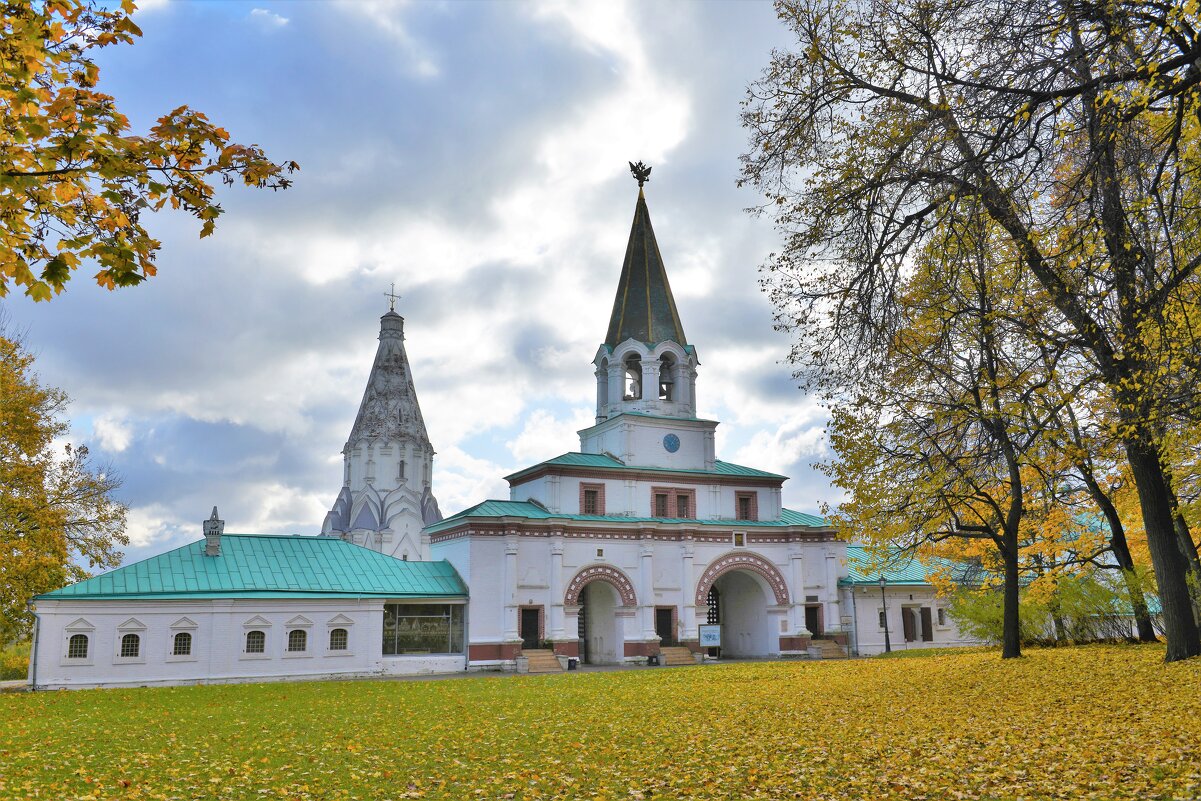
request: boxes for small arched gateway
[565,565,638,666]
[695,552,791,658]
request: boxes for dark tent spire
[604,166,688,348]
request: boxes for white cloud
[92,415,133,453]
[343,0,438,77]
[125,504,190,548]
[506,407,594,464]
[250,8,289,28]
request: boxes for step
[659,646,697,667]
[811,639,847,659]
[521,649,564,673]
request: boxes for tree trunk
[1002,531,1021,658]
[1126,442,1201,661]
[1082,471,1158,642]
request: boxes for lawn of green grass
[1,644,1197,800]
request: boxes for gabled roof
[424,500,827,534]
[840,545,976,586]
[504,452,787,483]
[36,535,468,601]
[604,189,688,348]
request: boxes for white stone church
[28,176,974,689]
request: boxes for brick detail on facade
[550,640,579,657]
[563,564,638,607]
[694,551,791,606]
[650,486,696,519]
[734,491,758,522]
[623,640,661,657]
[778,635,812,652]
[579,482,606,516]
[468,642,522,661]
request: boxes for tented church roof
[604,188,688,348]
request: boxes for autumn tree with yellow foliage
[743,0,1201,660]
[0,324,127,644]
[0,0,297,300]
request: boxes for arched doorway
[578,581,621,664]
[711,570,771,657]
[694,552,790,659]
[565,564,638,666]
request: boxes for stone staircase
[811,639,848,659]
[660,646,697,667]
[521,649,564,674]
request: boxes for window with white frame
[67,633,89,659]
[287,629,307,652]
[329,628,348,651]
[732,531,746,547]
[245,630,266,653]
[173,632,192,656]
[937,607,947,627]
[878,609,887,629]
[120,633,140,658]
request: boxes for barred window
[287,629,307,652]
[67,634,89,659]
[329,628,348,651]
[173,632,192,656]
[120,633,140,658]
[245,630,266,654]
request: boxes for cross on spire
[383,283,401,312]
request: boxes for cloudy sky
[4,0,835,565]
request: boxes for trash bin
[567,657,578,670]
[647,655,660,666]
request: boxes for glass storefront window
[382,603,465,655]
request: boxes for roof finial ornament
[383,282,401,313]
[629,161,651,188]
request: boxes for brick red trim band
[564,564,638,606]
[694,551,791,606]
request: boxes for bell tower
[581,164,715,470]
[322,295,442,559]
[592,162,699,423]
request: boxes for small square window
[596,548,604,558]
[733,532,746,547]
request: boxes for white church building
[27,173,975,689]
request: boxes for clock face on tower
[663,434,681,453]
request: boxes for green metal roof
[36,535,468,601]
[504,452,787,483]
[605,189,688,348]
[425,500,828,534]
[840,545,973,586]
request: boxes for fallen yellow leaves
[0,645,1198,800]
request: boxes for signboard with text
[698,624,722,648]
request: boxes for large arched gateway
[695,552,792,658]
[564,565,638,665]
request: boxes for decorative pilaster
[790,549,809,635]
[503,537,519,641]
[825,553,842,631]
[549,539,565,640]
[640,541,656,640]
[681,541,696,641]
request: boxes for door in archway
[714,570,771,657]
[582,581,620,664]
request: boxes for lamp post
[878,576,892,654]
